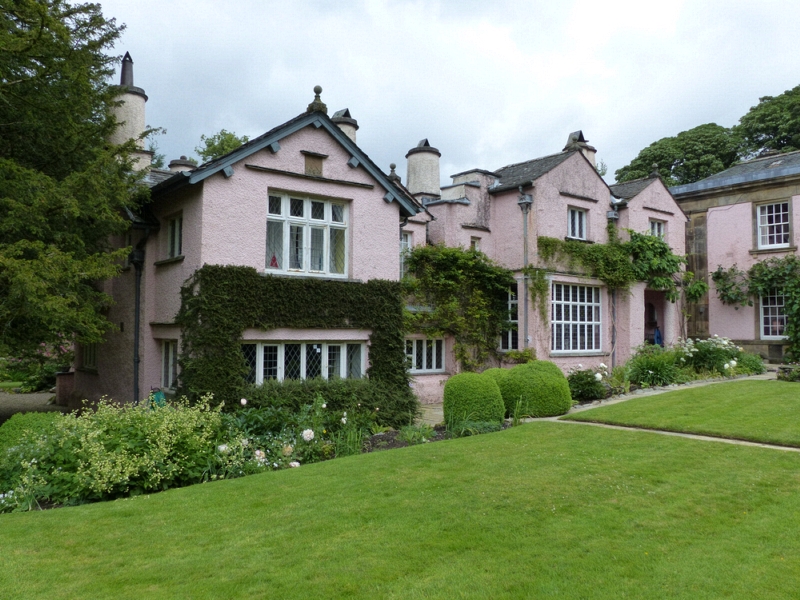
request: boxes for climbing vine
[176,265,413,409]
[404,245,516,371]
[711,255,800,360]
[521,265,549,324]
[537,225,708,303]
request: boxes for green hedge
[443,372,504,425]
[498,361,572,417]
[243,378,417,429]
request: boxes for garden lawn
[563,380,800,446]
[3,422,800,599]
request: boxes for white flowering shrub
[675,336,765,376]
[567,363,609,402]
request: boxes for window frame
[81,343,98,371]
[240,341,364,384]
[568,207,587,241]
[649,219,665,239]
[500,282,519,351]
[266,194,348,277]
[167,214,183,258]
[162,340,178,389]
[550,283,602,354]
[400,231,412,278]
[405,337,446,374]
[756,201,791,250]
[760,289,788,340]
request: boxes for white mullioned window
[240,341,363,384]
[266,194,347,276]
[761,290,787,339]
[501,283,519,351]
[167,214,183,258]
[400,231,412,278]
[757,202,790,249]
[162,340,178,389]
[405,337,445,373]
[568,208,587,240]
[551,283,602,352]
[650,219,665,239]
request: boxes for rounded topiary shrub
[498,361,572,418]
[483,367,510,387]
[443,372,505,425]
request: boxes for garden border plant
[176,265,414,421]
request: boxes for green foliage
[522,265,549,324]
[176,265,413,412]
[483,367,510,388]
[497,361,572,418]
[398,423,435,445]
[538,228,707,304]
[442,372,505,425]
[405,245,516,371]
[627,345,682,387]
[615,124,739,186]
[0,1,148,357]
[736,84,800,158]
[711,256,800,360]
[0,398,246,509]
[567,365,608,402]
[735,351,766,375]
[0,411,59,461]
[501,348,537,364]
[195,129,250,163]
[777,366,800,382]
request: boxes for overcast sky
[99,0,800,184]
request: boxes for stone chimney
[332,108,359,143]
[109,52,152,171]
[168,156,196,173]
[405,139,441,198]
[563,130,597,167]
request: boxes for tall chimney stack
[405,139,441,198]
[109,52,152,171]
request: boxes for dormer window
[568,208,586,240]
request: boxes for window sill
[154,255,185,267]
[262,270,352,281]
[750,246,796,255]
[409,371,448,376]
[761,336,788,342]
[549,351,608,357]
[564,237,593,244]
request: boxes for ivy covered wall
[175,265,411,407]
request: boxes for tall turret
[331,108,359,143]
[109,52,152,170]
[405,139,441,198]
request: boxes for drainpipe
[517,186,533,348]
[128,230,150,404]
[611,289,617,369]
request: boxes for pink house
[70,63,420,405]
[402,134,687,403]
[672,152,800,361]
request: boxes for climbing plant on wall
[176,265,413,410]
[404,245,516,371]
[537,226,708,303]
[711,255,800,360]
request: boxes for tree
[195,129,249,163]
[735,84,800,158]
[615,124,739,186]
[0,1,145,359]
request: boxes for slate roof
[670,150,800,196]
[144,168,175,187]
[490,151,577,193]
[609,176,656,200]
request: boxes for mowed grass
[563,380,800,446]
[3,422,800,598]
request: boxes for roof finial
[307,85,328,114]
[388,162,401,183]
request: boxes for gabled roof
[609,176,657,200]
[149,110,420,217]
[490,151,577,193]
[670,150,800,196]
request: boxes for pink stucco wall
[706,198,800,341]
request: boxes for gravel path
[0,392,69,427]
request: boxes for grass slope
[563,380,800,446]
[3,422,800,598]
